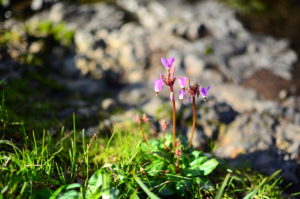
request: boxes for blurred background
[1,0,300,190]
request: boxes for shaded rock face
[242,69,295,100]
[216,112,277,158]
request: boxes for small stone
[31,0,43,10]
[141,97,165,118]
[118,83,148,106]
[215,112,276,158]
[102,98,117,111]
[65,78,105,96]
[184,54,205,79]
[212,84,257,112]
[49,3,64,22]
[187,126,207,149]
[75,31,95,54]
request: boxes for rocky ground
[1,0,300,190]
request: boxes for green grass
[0,96,290,198]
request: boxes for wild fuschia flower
[179,90,185,101]
[200,85,211,99]
[136,114,142,126]
[160,120,168,133]
[161,57,175,69]
[153,78,164,93]
[178,76,187,88]
[155,57,178,150]
[142,113,150,123]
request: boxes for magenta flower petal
[179,90,185,100]
[161,57,175,69]
[161,57,169,69]
[200,85,211,98]
[154,78,164,93]
[167,57,175,66]
[178,76,187,88]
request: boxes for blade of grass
[215,173,231,199]
[133,175,160,199]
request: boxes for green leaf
[58,190,79,199]
[189,156,208,167]
[175,179,191,196]
[185,157,218,177]
[86,169,103,198]
[102,188,119,199]
[133,176,160,199]
[65,183,81,190]
[145,159,165,176]
[32,189,52,199]
[190,150,202,159]
[198,158,219,176]
[49,183,80,199]
[129,190,140,199]
[194,177,214,191]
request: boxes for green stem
[189,96,196,147]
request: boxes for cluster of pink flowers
[154,57,210,102]
[153,57,211,149]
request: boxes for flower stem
[189,96,196,147]
[170,91,177,150]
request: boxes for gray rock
[77,105,98,118]
[187,126,207,149]
[64,78,105,96]
[118,83,149,106]
[85,126,99,136]
[215,112,276,158]
[62,55,80,78]
[74,55,103,79]
[211,84,258,112]
[31,0,43,10]
[102,98,117,111]
[184,54,205,79]
[141,97,165,118]
[276,122,300,159]
[75,31,95,54]
[234,150,299,184]
[117,0,167,28]
[200,69,224,84]
[49,3,64,22]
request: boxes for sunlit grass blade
[134,175,160,199]
[215,172,231,199]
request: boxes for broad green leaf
[189,156,208,167]
[49,183,80,199]
[183,168,204,177]
[102,188,119,199]
[175,179,191,196]
[58,190,79,199]
[195,177,214,191]
[65,183,81,190]
[198,158,219,176]
[86,169,103,199]
[191,150,202,159]
[145,159,165,176]
[32,189,52,199]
